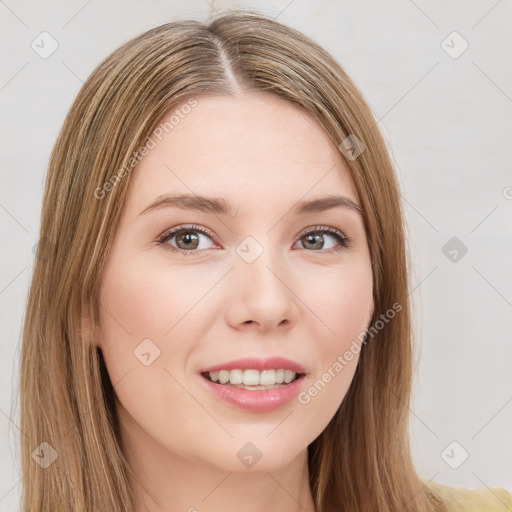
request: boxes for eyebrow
[138,193,362,218]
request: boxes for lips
[200,371,307,412]
[199,356,306,374]
[198,356,308,412]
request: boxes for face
[95,92,374,475]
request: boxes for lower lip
[200,374,306,413]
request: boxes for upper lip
[200,357,306,374]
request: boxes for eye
[156,224,350,256]
[157,224,217,255]
[294,226,350,253]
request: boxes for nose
[224,245,300,332]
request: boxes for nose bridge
[227,233,298,329]
[236,234,287,295]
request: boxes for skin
[95,91,374,512]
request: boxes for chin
[204,438,307,474]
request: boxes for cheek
[331,277,373,340]
[96,255,228,408]
[96,258,215,459]
[301,261,373,343]
[97,256,222,350]
[95,257,173,386]
[293,263,372,415]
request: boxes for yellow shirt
[426,480,512,511]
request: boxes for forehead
[125,92,359,216]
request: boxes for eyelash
[156,224,350,256]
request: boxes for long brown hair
[16,9,447,512]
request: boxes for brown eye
[157,225,216,255]
[174,230,200,250]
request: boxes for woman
[18,9,511,512]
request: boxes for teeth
[229,369,243,385]
[207,369,299,386]
[242,369,260,385]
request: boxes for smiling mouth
[201,369,305,390]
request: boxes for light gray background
[1,0,511,509]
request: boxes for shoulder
[423,479,512,512]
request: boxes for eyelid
[299,224,347,240]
